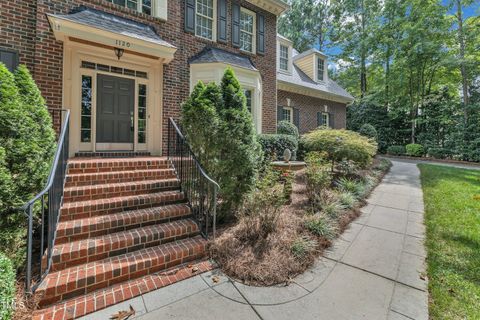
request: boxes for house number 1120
[115,40,131,48]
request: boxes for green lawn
[419,164,480,319]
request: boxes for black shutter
[0,48,19,72]
[185,0,196,34]
[317,112,322,126]
[257,13,265,55]
[329,113,334,128]
[217,0,227,43]
[277,105,283,125]
[232,3,241,47]
[293,108,300,128]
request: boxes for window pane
[244,90,252,113]
[127,0,137,9]
[142,0,151,15]
[81,75,92,142]
[240,10,254,52]
[318,58,325,81]
[280,45,289,71]
[196,0,214,40]
[138,84,147,144]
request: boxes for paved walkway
[84,160,428,320]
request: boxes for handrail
[167,117,220,239]
[22,109,70,293]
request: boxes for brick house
[276,34,354,134]
[0,0,288,157]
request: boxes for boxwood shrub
[406,144,424,157]
[258,134,298,161]
[0,253,15,320]
[277,120,299,139]
[386,145,406,156]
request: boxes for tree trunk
[360,0,368,97]
[457,0,469,116]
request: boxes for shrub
[359,124,377,140]
[336,177,364,197]
[305,215,336,239]
[277,120,299,139]
[304,152,332,201]
[239,167,285,241]
[213,68,263,219]
[302,128,377,169]
[291,236,317,259]
[338,191,356,209]
[386,145,406,156]
[258,134,298,161]
[428,147,451,159]
[406,144,425,157]
[0,253,15,320]
[181,81,220,172]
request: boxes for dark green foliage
[277,120,299,139]
[257,134,298,161]
[387,145,406,156]
[181,81,219,173]
[0,253,15,320]
[0,63,56,269]
[358,124,377,140]
[302,128,377,169]
[406,143,425,157]
[216,68,263,219]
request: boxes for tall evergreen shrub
[216,68,262,218]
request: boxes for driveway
[83,160,428,320]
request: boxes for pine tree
[216,68,262,218]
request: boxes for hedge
[386,145,406,156]
[0,253,15,320]
[277,120,299,139]
[406,143,424,157]
[258,134,298,161]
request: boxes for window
[279,45,289,72]
[240,8,255,53]
[0,48,19,72]
[196,0,215,40]
[138,84,147,144]
[282,107,293,123]
[317,57,325,81]
[81,75,92,142]
[244,89,252,113]
[106,0,152,15]
[318,112,329,127]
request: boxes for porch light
[114,47,124,60]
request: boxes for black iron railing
[22,110,70,293]
[167,118,219,239]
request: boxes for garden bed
[211,157,391,286]
[382,154,480,167]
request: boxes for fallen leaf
[110,305,135,320]
[187,264,193,268]
[192,266,199,273]
[212,276,220,283]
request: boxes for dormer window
[317,57,325,82]
[279,44,289,72]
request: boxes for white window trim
[279,44,289,72]
[321,112,329,127]
[283,106,293,123]
[316,57,326,82]
[240,7,256,54]
[107,0,166,19]
[277,38,293,75]
[195,0,217,42]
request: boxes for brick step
[32,259,215,320]
[49,219,200,272]
[59,191,186,222]
[55,204,192,244]
[63,178,180,203]
[37,236,207,307]
[67,157,170,174]
[65,168,177,188]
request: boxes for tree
[278,0,330,52]
[216,68,262,219]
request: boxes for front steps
[34,157,213,319]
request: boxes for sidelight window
[138,84,147,144]
[81,75,92,142]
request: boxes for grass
[419,164,480,319]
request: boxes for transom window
[107,0,152,15]
[196,0,214,40]
[282,107,293,123]
[244,89,252,113]
[240,8,255,53]
[317,57,325,81]
[279,45,289,72]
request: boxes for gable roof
[189,47,257,71]
[48,7,175,49]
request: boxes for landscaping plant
[405,143,425,157]
[277,120,299,140]
[0,253,15,320]
[257,134,298,161]
[302,128,377,171]
[358,123,378,140]
[386,145,406,156]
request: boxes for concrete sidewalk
[84,160,428,320]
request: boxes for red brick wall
[0,0,278,147]
[277,89,347,134]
